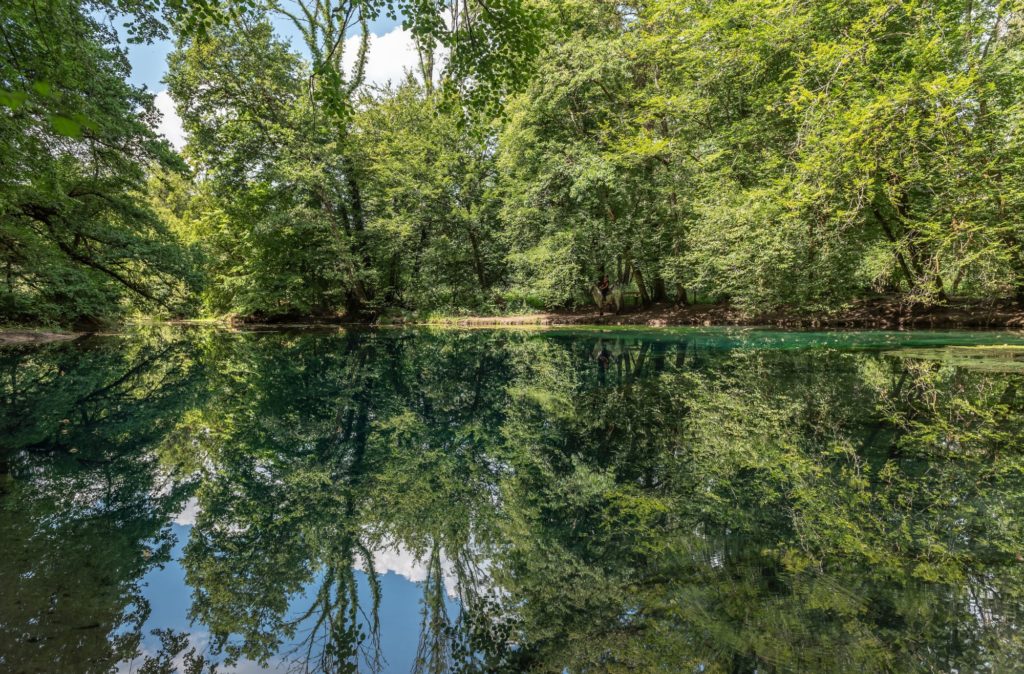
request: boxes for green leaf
[0,89,29,109]
[48,114,82,138]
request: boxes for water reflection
[2,327,1024,673]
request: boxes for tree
[498,5,685,309]
[0,0,199,326]
[167,19,354,318]
[642,0,1024,310]
[358,80,505,313]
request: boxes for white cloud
[342,25,422,88]
[153,89,186,151]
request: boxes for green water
[2,326,1024,673]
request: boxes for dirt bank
[0,330,84,345]
[431,297,1024,330]
[8,297,1023,339]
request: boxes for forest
[2,0,1023,327]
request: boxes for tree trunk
[631,262,652,306]
[999,233,1024,307]
[341,155,373,317]
[676,284,689,305]
[873,205,919,290]
[652,274,667,303]
[888,191,948,302]
[466,224,487,290]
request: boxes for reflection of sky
[119,516,461,673]
[357,542,462,600]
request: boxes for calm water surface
[2,326,1024,673]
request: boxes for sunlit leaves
[0,89,29,109]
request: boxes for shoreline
[407,298,1024,331]
[5,298,1024,343]
[0,330,84,345]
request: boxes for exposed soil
[433,297,1024,330]
[0,330,84,345]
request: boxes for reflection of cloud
[115,630,210,674]
[172,496,200,526]
[355,541,460,598]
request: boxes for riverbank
[0,330,84,345]
[416,297,1024,330]
[5,298,1024,341]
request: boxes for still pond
[2,327,1024,673]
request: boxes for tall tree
[359,80,504,312]
[498,2,686,309]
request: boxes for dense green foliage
[4,329,1024,671]
[501,0,1024,310]
[2,0,1023,324]
[0,0,201,326]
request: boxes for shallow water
[2,326,1024,673]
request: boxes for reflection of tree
[180,331,389,673]
[413,541,454,674]
[176,331,1024,672]
[492,340,1024,672]
[363,332,517,672]
[180,330,522,672]
[858,357,1024,672]
[0,329,207,673]
[8,329,1024,673]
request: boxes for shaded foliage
[0,0,200,326]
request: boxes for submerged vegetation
[2,0,1024,326]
